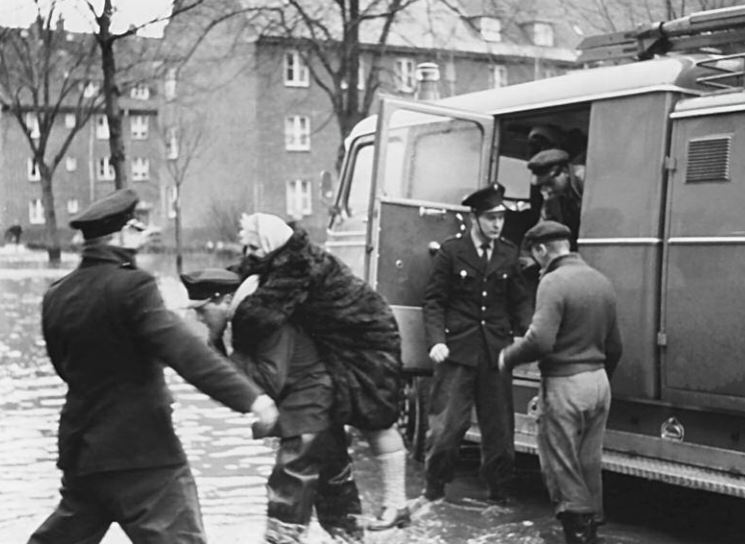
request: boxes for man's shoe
[559,512,597,544]
[366,505,411,531]
[487,488,512,506]
[424,480,445,501]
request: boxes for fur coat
[232,228,402,430]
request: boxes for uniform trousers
[426,355,515,494]
[266,424,362,542]
[537,368,610,518]
[28,463,205,544]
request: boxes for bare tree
[83,0,208,189]
[159,112,209,274]
[0,1,100,263]
[175,0,422,169]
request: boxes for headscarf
[239,213,293,255]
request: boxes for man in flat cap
[420,184,533,505]
[527,148,584,250]
[29,189,278,544]
[499,220,623,544]
[182,269,366,544]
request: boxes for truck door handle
[419,206,447,217]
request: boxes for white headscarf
[239,212,293,254]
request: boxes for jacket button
[482,291,487,297]
[480,320,486,326]
[481,306,486,311]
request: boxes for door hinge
[657,331,667,347]
[664,156,677,172]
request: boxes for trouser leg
[112,464,207,544]
[578,371,611,521]
[264,433,324,543]
[27,474,110,544]
[315,425,363,542]
[537,371,606,517]
[475,359,515,495]
[425,361,473,488]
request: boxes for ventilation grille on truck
[686,136,731,183]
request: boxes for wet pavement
[1,248,744,543]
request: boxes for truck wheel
[399,376,430,462]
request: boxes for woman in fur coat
[232,212,410,530]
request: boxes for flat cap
[527,148,570,177]
[523,220,572,248]
[528,125,564,148]
[180,268,241,308]
[70,188,139,239]
[461,184,506,214]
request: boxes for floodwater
[2,248,745,544]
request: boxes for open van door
[368,97,496,374]
[367,97,495,458]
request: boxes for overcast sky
[0,0,173,36]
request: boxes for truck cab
[327,9,745,496]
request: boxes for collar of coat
[79,242,138,269]
[541,252,582,277]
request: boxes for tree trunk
[40,168,61,265]
[99,0,127,189]
[175,185,183,275]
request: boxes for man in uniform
[421,184,533,505]
[527,148,584,250]
[29,188,278,544]
[499,221,622,544]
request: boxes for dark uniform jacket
[230,322,333,438]
[42,243,263,476]
[423,234,533,367]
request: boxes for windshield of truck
[381,114,484,204]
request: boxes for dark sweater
[503,253,622,377]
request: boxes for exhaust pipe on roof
[415,62,440,101]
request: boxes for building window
[130,83,150,100]
[29,199,45,224]
[492,65,508,88]
[97,157,115,180]
[395,57,416,92]
[96,115,109,139]
[167,185,178,219]
[27,158,41,181]
[532,22,555,47]
[165,68,177,101]
[67,199,79,214]
[285,115,311,151]
[82,81,99,98]
[132,157,150,181]
[286,179,312,217]
[130,115,149,140]
[284,50,309,87]
[25,113,40,139]
[66,156,77,172]
[166,127,179,160]
[65,114,76,128]
[481,17,502,42]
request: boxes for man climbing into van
[527,148,584,250]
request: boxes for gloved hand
[429,343,449,363]
[250,394,278,438]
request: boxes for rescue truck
[326,5,745,496]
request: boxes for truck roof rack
[578,5,745,65]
